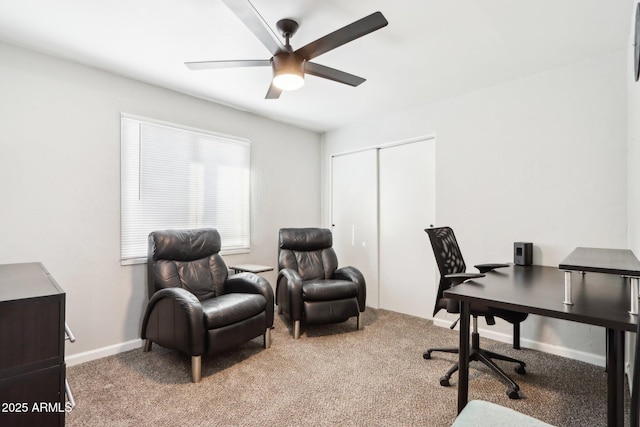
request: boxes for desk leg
[606,328,624,427]
[563,271,573,305]
[632,323,640,427]
[458,301,470,414]
[630,277,639,315]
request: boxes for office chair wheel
[439,376,451,387]
[423,351,432,360]
[515,364,526,375]
[506,388,520,399]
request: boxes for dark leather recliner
[141,228,274,382]
[276,227,366,339]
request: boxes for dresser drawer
[0,364,66,427]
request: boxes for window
[120,114,250,264]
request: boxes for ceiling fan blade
[222,0,285,56]
[185,59,271,70]
[304,62,366,87]
[295,11,388,61]
[265,83,282,99]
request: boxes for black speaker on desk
[514,242,533,266]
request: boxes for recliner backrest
[147,228,228,300]
[278,228,338,281]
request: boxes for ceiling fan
[185,0,388,99]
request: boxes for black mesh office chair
[423,226,528,399]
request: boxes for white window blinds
[120,114,250,264]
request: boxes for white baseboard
[65,339,143,367]
[432,318,606,367]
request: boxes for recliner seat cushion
[202,293,266,329]
[302,279,358,301]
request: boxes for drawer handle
[65,379,76,409]
[64,323,76,343]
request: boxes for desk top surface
[444,264,637,332]
[559,247,640,276]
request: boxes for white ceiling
[0,0,632,132]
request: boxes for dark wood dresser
[0,262,67,427]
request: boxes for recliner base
[192,356,202,383]
[291,313,363,339]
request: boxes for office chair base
[506,388,519,400]
[426,332,526,400]
[436,348,525,399]
[423,347,458,360]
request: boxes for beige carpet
[66,309,627,426]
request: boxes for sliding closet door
[379,139,436,318]
[331,150,379,308]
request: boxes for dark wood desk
[444,264,637,427]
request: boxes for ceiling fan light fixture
[273,72,304,91]
[272,53,305,91]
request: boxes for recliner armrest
[276,268,304,320]
[445,272,485,286]
[474,263,510,273]
[226,272,274,328]
[277,268,302,288]
[141,287,205,356]
[333,266,366,312]
[226,272,273,299]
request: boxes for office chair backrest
[425,227,467,315]
[426,227,467,275]
[147,228,228,301]
[278,228,339,281]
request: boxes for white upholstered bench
[451,400,555,427]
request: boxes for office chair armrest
[445,273,485,286]
[474,263,510,273]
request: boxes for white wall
[322,50,627,364]
[0,41,321,362]
[629,3,640,260]
[627,0,640,385]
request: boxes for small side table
[229,264,274,275]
